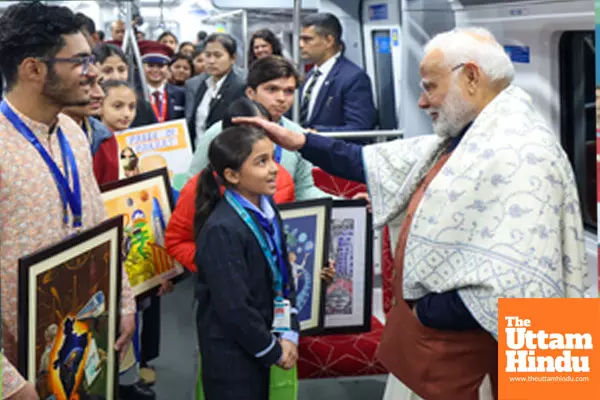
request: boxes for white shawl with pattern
[362,85,588,338]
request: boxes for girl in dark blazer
[194,125,299,400]
[187,33,246,150]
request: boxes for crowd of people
[0,2,370,400]
[0,1,590,400]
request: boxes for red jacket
[93,133,120,186]
[165,165,295,272]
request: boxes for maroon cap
[138,40,174,64]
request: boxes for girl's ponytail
[194,166,222,239]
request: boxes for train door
[397,0,456,138]
[361,0,402,129]
[451,0,597,295]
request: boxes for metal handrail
[318,129,404,139]
[292,0,301,124]
[198,9,245,23]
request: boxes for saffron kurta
[0,101,137,398]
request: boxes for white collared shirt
[302,52,341,121]
[195,73,228,142]
[148,82,166,104]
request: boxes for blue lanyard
[274,145,282,164]
[1,101,82,228]
[274,121,283,164]
[224,190,289,298]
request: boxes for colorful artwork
[279,199,332,334]
[18,216,122,400]
[284,215,318,323]
[101,168,184,297]
[323,201,373,334]
[115,119,192,194]
[326,218,355,316]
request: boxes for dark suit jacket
[186,71,246,149]
[184,65,247,120]
[194,199,299,394]
[165,83,185,121]
[302,56,376,132]
[131,97,158,128]
[185,74,209,121]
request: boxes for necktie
[299,69,322,126]
[153,90,162,110]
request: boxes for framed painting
[323,200,373,334]
[279,198,332,335]
[100,168,185,298]
[18,215,123,400]
[114,119,193,197]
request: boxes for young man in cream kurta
[0,3,136,399]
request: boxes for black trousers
[141,296,161,366]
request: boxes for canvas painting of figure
[326,218,355,316]
[279,199,331,334]
[18,216,123,400]
[101,168,184,297]
[115,119,193,200]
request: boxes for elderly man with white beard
[234,27,588,400]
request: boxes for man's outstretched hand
[232,117,307,151]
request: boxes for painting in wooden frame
[18,216,123,400]
[100,168,185,298]
[279,198,332,335]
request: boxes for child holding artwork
[100,80,173,395]
[194,125,307,399]
[98,80,138,185]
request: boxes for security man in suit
[139,41,186,123]
[300,13,376,141]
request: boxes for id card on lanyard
[273,298,291,332]
[224,190,291,333]
[1,101,82,229]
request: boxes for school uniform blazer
[131,96,158,128]
[183,67,247,120]
[194,199,299,381]
[186,70,246,149]
[184,73,209,121]
[302,55,376,132]
[166,82,186,121]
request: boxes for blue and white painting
[283,215,318,325]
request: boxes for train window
[559,31,596,232]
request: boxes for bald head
[112,20,125,41]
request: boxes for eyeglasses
[41,55,97,75]
[419,62,466,98]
